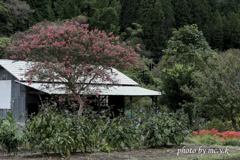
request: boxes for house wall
[0,67,26,122]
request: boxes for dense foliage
[103,115,140,151]
[159,25,215,125]
[0,37,10,58]
[24,104,107,157]
[141,110,188,147]
[182,51,240,131]
[22,100,188,157]
[2,0,240,61]
[0,112,25,154]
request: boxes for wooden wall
[0,66,26,122]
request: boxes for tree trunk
[231,117,240,131]
[78,95,84,116]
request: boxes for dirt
[0,144,240,160]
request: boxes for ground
[1,144,240,160]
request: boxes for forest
[1,0,240,62]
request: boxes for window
[98,96,109,107]
[0,80,11,109]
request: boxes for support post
[151,96,154,115]
[98,97,100,113]
[156,96,158,112]
[123,96,125,116]
[130,96,133,119]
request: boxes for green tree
[0,38,10,58]
[188,0,211,30]
[182,51,240,131]
[125,23,145,50]
[207,0,219,13]
[163,24,213,67]
[223,0,237,14]
[209,10,224,50]
[174,0,192,28]
[159,0,175,39]
[160,64,195,113]
[25,0,53,25]
[54,0,121,35]
[119,0,141,32]
[160,24,214,124]
[0,1,12,36]
[54,0,82,20]
[224,12,240,49]
[5,0,34,32]
[88,0,121,35]
[141,0,166,62]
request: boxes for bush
[0,112,26,155]
[199,134,221,145]
[221,140,240,147]
[205,118,233,132]
[24,102,107,157]
[103,115,141,151]
[141,110,188,147]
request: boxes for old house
[0,59,161,122]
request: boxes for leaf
[6,112,12,118]
[18,115,23,120]
[120,141,124,149]
[118,126,123,132]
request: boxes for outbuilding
[0,59,161,122]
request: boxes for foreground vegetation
[0,102,188,158]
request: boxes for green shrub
[221,140,240,146]
[141,110,188,147]
[24,102,107,157]
[0,112,26,155]
[97,141,114,153]
[103,115,141,151]
[199,134,221,145]
[205,118,233,132]
[185,135,200,144]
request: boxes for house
[0,59,161,122]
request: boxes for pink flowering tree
[9,21,140,115]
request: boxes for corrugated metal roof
[0,59,138,85]
[15,81,161,96]
[0,59,29,81]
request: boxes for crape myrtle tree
[9,21,141,115]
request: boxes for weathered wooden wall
[0,66,26,122]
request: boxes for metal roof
[15,81,161,96]
[0,59,138,86]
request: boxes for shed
[0,59,161,122]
